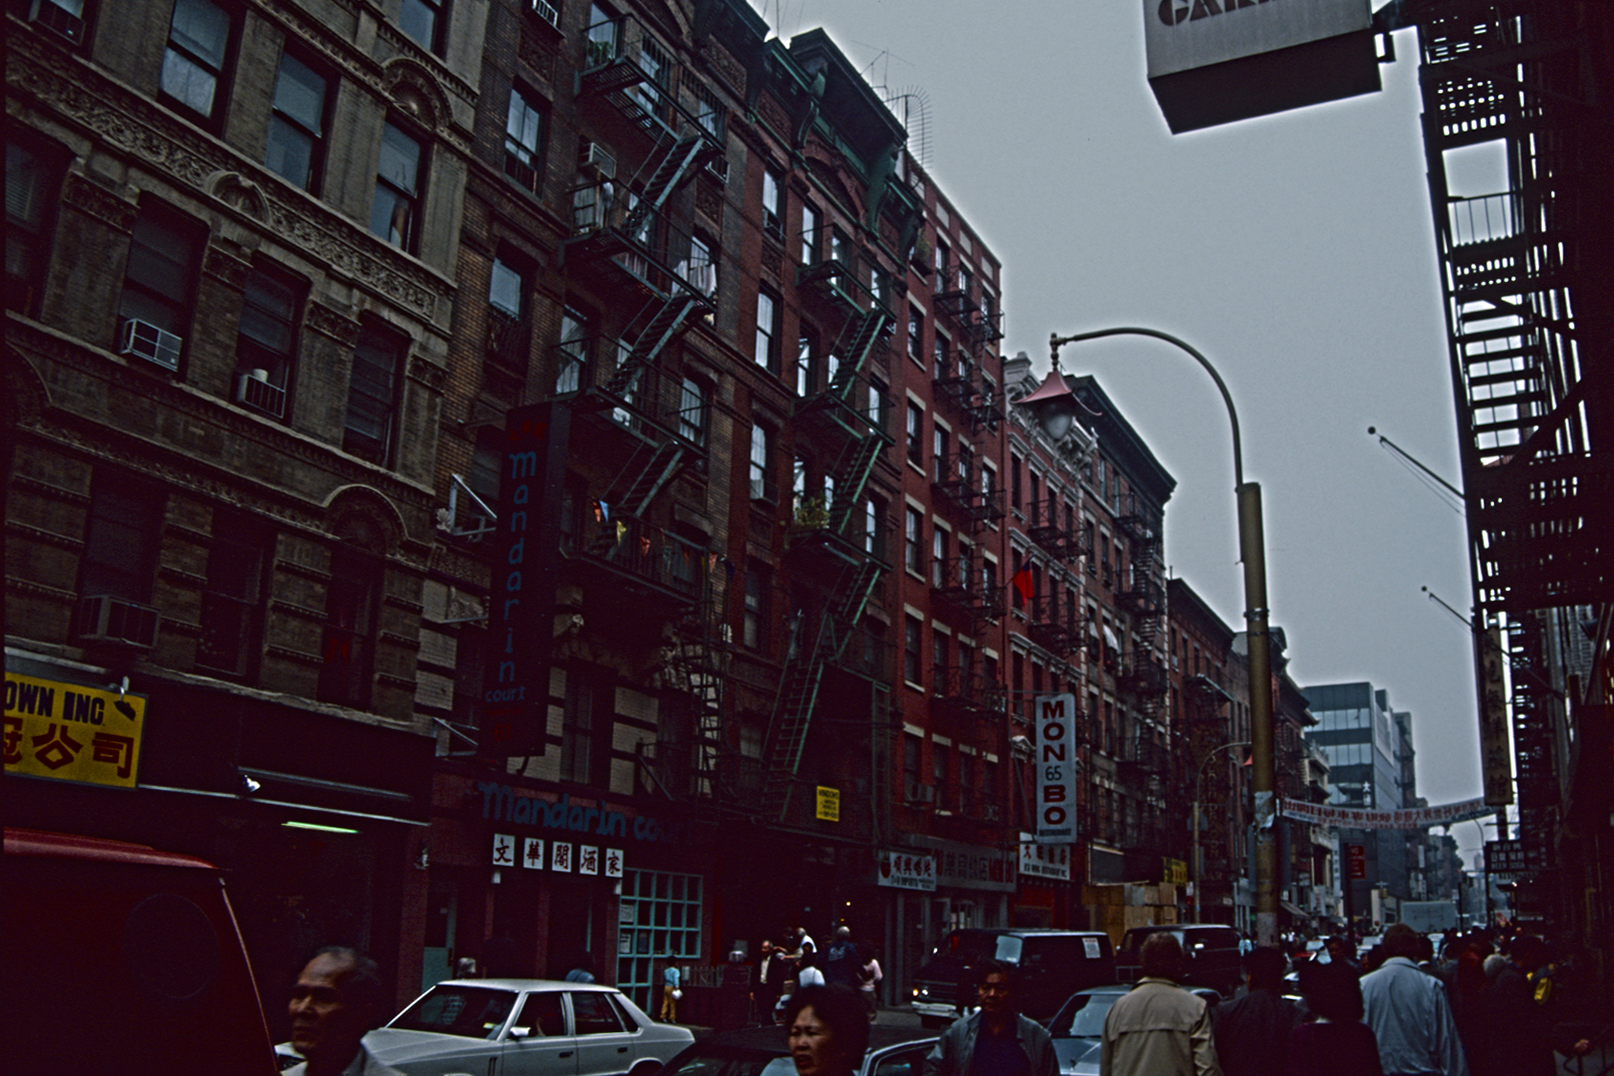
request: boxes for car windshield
[390,985,518,1038]
[1048,992,1121,1038]
[662,1044,790,1076]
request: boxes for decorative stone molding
[695,178,722,223]
[761,238,783,277]
[203,245,252,290]
[757,92,790,138]
[61,173,138,232]
[307,302,363,346]
[702,41,746,99]
[408,354,447,392]
[4,347,52,427]
[383,57,452,135]
[326,484,409,554]
[209,171,271,224]
[8,49,448,320]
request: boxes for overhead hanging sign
[1144,0,1381,134]
[1278,796,1489,830]
[1035,693,1077,844]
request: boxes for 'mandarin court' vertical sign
[1035,693,1076,844]
[481,402,570,755]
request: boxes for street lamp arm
[1050,327,1245,487]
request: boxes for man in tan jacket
[1100,933,1222,1076]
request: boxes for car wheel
[628,1061,663,1076]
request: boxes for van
[3,828,281,1075]
[909,928,1116,1025]
[1114,924,1243,996]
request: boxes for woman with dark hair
[783,985,870,1076]
[1283,961,1384,1076]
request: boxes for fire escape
[1116,492,1168,724]
[762,238,898,824]
[1415,0,1612,875]
[563,11,732,801]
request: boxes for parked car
[1048,985,1222,1075]
[1114,925,1243,996]
[658,1024,938,1076]
[4,827,281,1076]
[909,929,1115,1026]
[277,979,692,1076]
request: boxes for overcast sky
[756,0,1495,866]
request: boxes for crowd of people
[755,925,885,1025]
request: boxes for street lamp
[1193,741,1251,924]
[1022,326,1279,947]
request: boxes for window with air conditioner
[234,264,303,419]
[118,201,204,374]
[75,474,163,648]
[531,0,560,29]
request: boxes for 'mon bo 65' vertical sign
[1035,694,1076,844]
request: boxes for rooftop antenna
[884,87,932,169]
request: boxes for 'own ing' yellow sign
[815,786,840,822]
[4,673,144,788]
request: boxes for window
[761,169,781,236]
[748,423,774,501]
[265,51,328,192]
[933,426,950,484]
[905,507,922,574]
[694,83,724,143]
[685,232,717,297]
[345,320,406,465]
[743,563,767,650]
[906,402,923,465]
[560,666,596,783]
[196,512,267,678]
[678,376,706,447]
[234,264,303,419]
[935,239,949,289]
[908,307,923,365]
[5,139,61,315]
[1010,454,1022,511]
[119,201,205,371]
[868,376,888,434]
[632,36,671,124]
[933,740,950,799]
[486,253,529,392]
[799,203,818,265]
[504,85,545,193]
[161,0,233,123]
[79,473,162,602]
[831,226,851,268]
[556,304,589,394]
[794,327,817,396]
[904,734,922,799]
[904,615,922,685]
[933,334,949,380]
[932,527,946,588]
[933,632,950,685]
[754,287,779,371]
[586,3,619,64]
[319,545,377,706]
[399,0,446,53]
[865,496,884,557]
[371,121,423,249]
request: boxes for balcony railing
[1447,192,1517,247]
[1026,498,1085,561]
[1116,651,1169,697]
[580,14,719,150]
[1028,594,1078,654]
[931,555,1005,621]
[932,452,1005,525]
[567,183,718,301]
[566,512,708,604]
[933,663,1005,717]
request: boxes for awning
[1102,625,1120,650]
[1279,899,1309,920]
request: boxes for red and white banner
[1277,796,1489,830]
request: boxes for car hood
[364,1027,503,1063]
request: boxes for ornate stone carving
[307,302,362,345]
[61,173,138,231]
[326,484,408,554]
[408,354,447,392]
[695,178,722,223]
[203,245,252,290]
[383,57,452,135]
[209,171,270,223]
[758,92,790,138]
[703,41,745,97]
[762,238,783,277]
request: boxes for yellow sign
[4,673,144,788]
[1164,858,1188,885]
[815,786,840,822]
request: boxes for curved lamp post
[1193,741,1251,924]
[1018,327,1279,947]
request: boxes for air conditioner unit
[236,371,286,418]
[579,141,617,180]
[119,319,182,371]
[74,595,161,649]
[531,0,560,28]
[915,784,936,805]
[705,156,730,184]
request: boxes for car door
[501,988,578,1076]
[568,990,639,1076]
[865,1042,935,1076]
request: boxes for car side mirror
[510,1027,533,1039]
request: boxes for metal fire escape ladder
[761,559,883,821]
[825,434,884,537]
[598,292,703,402]
[827,306,894,402]
[622,132,715,237]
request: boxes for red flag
[1011,555,1034,608]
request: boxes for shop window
[265,50,328,192]
[614,869,702,1013]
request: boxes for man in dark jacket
[1212,947,1302,1076]
[1473,935,1591,1076]
[924,960,1056,1076]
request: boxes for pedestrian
[1213,947,1302,1076]
[1284,959,1384,1076]
[563,956,596,982]
[785,985,870,1076]
[923,960,1057,1076]
[1321,937,1360,976]
[754,939,790,1025]
[789,926,817,963]
[824,926,864,989]
[858,951,882,1022]
[286,946,405,1076]
[661,960,683,1023]
[798,948,826,988]
[1099,932,1222,1076]
[1359,923,1468,1076]
[1470,935,1591,1076]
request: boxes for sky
[753,0,1494,866]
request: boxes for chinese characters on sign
[1035,694,1076,844]
[4,672,144,789]
[876,849,937,891]
[496,835,626,877]
[1018,837,1072,881]
[1276,796,1489,830]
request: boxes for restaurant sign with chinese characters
[5,672,144,789]
[492,833,624,878]
[876,849,937,891]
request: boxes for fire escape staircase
[760,559,884,821]
[622,132,716,236]
[1117,495,1166,720]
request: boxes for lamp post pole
[1048,327,1279,948]
[1193,740,1252,925]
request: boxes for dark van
[3,828,281,1075]
[910,928,1115,1026]
[1114,924,1243,996]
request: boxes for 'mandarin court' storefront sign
[478,785,702,846]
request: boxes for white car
[280,979,693,1076]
